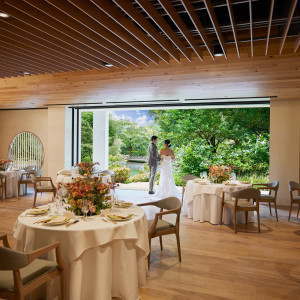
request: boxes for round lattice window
[8,131,44,170]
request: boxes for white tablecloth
[14,206,149,300]
[182,181,253,224]
[0,170,25,198]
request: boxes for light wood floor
[1,191,300,300]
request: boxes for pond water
[126,162,145,176]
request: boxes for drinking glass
[47,196,55,216]
[88,200,94,217]
[230,173,237,181]
[54,196,62,215]
[81,200,89,221]
[211,174,217,184]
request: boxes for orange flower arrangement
[0,159,12,171]
[61,176,112,215]
[208,164,233,183]
[75,161,100,178]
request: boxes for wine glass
[211,174,217,184]
[47,196,55,216]
[88,200,94,217]
[81,200,89,221]
[230,172,237,182]
[54,196,62,215]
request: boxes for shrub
[109,154,126,168]
[129,173,149,183]
[112,167,131,183]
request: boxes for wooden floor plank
[0,190,300,299]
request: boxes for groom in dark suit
[148,136,161,194]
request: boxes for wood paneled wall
[0,41,299,109]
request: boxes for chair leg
[234,211,237,234]
[274,201,278,221]
[288,202,293,221]
[181,184,184,205]
[159,236,163,251]
[297,204,300,218]
[175,231,182,262]
[220,204,223,225]
[269,202,272,216]
[148,238,151,269]
[257,209,261,233]
[33,191,37,208]
[60,269,66,300]
[245,211,248,224]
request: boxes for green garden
[81,108,270,185]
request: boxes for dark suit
[148,143,161,192]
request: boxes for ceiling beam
[136,0,191,61]
[226,0,240,57]
[113,0,180,63]
[265,0,275,56]
[0,2,103,70]
[294,31,300,53]
[46,0,150,67]
[22,0,129,67]
[157,0,203,60]
[181,0,214,59]
[89,0,169,64]
[203,0,227,58]
[279,0,298,54]
[249,0,253,57]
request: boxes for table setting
[182,166,253,224]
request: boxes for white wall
[0,109,48,176]
[270,99,300,205]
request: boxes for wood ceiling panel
[0,0,297,85]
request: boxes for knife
[66,220,79,227]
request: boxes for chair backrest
[24,165,35,172]
[0,246,29,271]
[57,169,72,175]
[182,174,199,183]
[231,188,260,200]
[35,169,43,177]
[156,197,181,211]
[268,181,279,191]
[0,173,6,180]
[289,181,300,192]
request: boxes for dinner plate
[26,206,49,215]
[107,214,133,221]
[115,202,133,208]
[43,217,71,226]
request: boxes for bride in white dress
[153,140,181,199]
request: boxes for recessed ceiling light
[20,71,31,75]
[102,61,114,68]
[213,45,224,57]
[0,11,10,18]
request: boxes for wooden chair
[252,181,279,221]
[0,174,7,201]
[31,174,56,207]
[138,197,182,268]
[0,235,66,300]
[288,181,300,221]
[181,174,199,204]
[18,168,38,196]
[220,188,261,233]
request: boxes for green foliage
[81,113,93,162]
[237,173,269,184]
[112,166,131,183]
[128,172,149,183]
[109,154,126,168]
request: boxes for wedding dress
[153,155,181,199]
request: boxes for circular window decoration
[8,131,44,170]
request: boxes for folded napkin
[48,216,68,224]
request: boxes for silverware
[66,220,79,227]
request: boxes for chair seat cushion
[259,194,275,201]
[0,259,58,293]
[36,186,54,191]
[225,200,255,208]
[147,219,175,233]
[293,196,300,203]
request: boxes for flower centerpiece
[0,159,12,171]
[75,161,99,178]
[60,176,112,216]
[208,164,233,183]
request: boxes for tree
[81,112,93,161]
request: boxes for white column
[93,110,109,170]
[270,99,300,205]
[64,107,72,170]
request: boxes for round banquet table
[13,206,149,300]
[0,170,25,198]
[182,181,253,224]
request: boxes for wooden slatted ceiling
[0,0,299,79]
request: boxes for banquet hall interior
[0,0,300,299]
